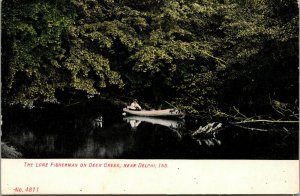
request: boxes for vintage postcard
[1,0,299,194]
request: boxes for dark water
[1,104,298,159]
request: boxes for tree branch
[232,119,298,124]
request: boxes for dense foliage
[2,0,299,118]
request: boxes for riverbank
[1,142,22,158]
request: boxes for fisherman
[127,99,142,111]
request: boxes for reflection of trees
[6,129,58,156]
[4,106,296,159]
[72,121,135,158]
[4,118,135,158]
[73,135,135,158]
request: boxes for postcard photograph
[1,0,299,194]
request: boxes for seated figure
[127,100,142,111]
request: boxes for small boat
[122,108,184,118]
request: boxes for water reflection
[191,122,222,147]
[4,118,135,158]
[123,116,184,131]
[6,130,58,157]
[73,135,135,158]
[2,107,298,159]
[91,116,103,128]
[195,138,221,147]
[123,116,185,141]
[72,121,136,158]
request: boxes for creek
[1,103,298,159]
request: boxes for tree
[2,0,75,106]
[218,0,299,116]
[2,0,298,119]
[1,0,125,106]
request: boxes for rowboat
[123,108,184,118]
